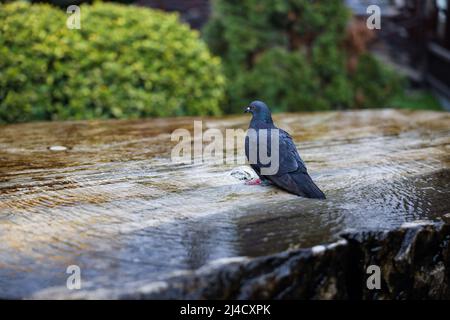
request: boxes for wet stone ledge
[34,220,450,300]
[1,110,449,298]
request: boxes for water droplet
[48,146,68,151]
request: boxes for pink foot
[245,178,261,185]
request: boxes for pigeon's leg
[245,177,272,186]
[245,178,261,185]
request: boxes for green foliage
[204,0,403,113]
[352,54,404,108]
[235,48,328,112]
[0,2,225,123]
[389,90,443,111]
[30,1,136,7]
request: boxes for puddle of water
[0,109,449,298]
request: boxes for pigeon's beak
[244,106,251,113]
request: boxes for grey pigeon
[244,101,326,199]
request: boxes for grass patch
[389,90,443,111]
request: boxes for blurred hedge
[204,0,403,113]
[0,2,225,123]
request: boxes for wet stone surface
[34,221,450,299]
[0,109,449,298]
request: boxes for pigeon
[244,100,326,199]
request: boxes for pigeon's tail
[291,172,326,199]
[266,171,326,199]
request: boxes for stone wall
[34,220,450,299]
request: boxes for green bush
[0,2,225,123]
[351,54,404,108]
[203,0,403,113]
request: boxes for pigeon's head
[244,101,273,122]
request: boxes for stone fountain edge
[30,218,450,300]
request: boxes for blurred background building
[135,0,450,108]
[346,0,450,107]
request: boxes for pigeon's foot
[245,178,261,185]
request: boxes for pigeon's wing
[275,129,307,176]
[268,169,326,198]
[269,129,325,198]
[246,127,325,198]
[245,132,273,181]
[246,128,306,175]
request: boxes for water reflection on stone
[0,110,449,298]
